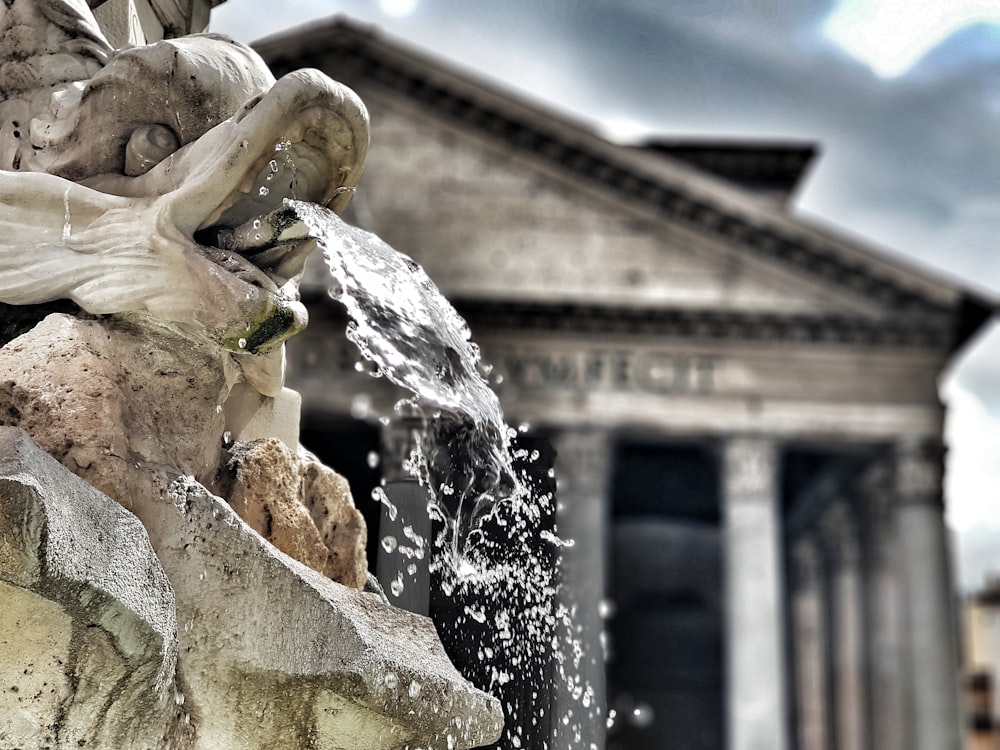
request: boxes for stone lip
[0,427,503,749]
[0,426,177,684]
[0,426,185,748]
[154,472,504,749]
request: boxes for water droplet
[350,394,372,420]
[174,692,185,706]
[372,487,399,521]
[465,607,487,624]
[630,703,655,728]
[367,451,380,469]
[383,672,398,689]
[258,186,269,197]
[269,159,278,172]
[222,431,232,444]
[407,563,417,575]
[237,338,247,349]
[408,681,421,698]
[381,535,397,553]
[215,404,222,414]
[390,574,404,597]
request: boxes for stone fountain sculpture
[0,1,503,747]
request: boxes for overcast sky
[212,0,1000,591]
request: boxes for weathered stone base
[0,428,188,749]
[0,312,367,587]
[0,427,503,749]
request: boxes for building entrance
[607,440,725,750]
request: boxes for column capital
[723,436,779,501]
[894,438,945,508]
[819,501,861,568]
[791,534,824,592]
[380,416,425,483]
[550,427,611,498]
[858,459,898,564]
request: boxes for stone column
[821,503,867,750]
[722,437,789,750]
[377,480,432,615]
[377,418,432,615]
[791,535,829,750]
[862,462,910,750]
[551,427,611,750]
[895,439,964,750]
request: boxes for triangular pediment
[344,104,867,320]
[259,17,995,349]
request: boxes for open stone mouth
[191,141,336,295]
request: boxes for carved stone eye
[124,123,180,176]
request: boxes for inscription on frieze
[494,348,717,395]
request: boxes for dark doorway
[607,440,725,750]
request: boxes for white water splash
[284,200,600,746]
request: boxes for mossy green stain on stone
[222,302,306,355]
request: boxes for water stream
[287,200,600,749]
[292,201,515,542]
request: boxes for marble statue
[0,2,503,748]
[0,0,367,396]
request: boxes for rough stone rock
[0,312,369,589]
[142,471,503,750]
[0,427,189,749]
[302,451,369,587]
[0,426,503,750]
[225,438,368,589]
[0,312,230,505]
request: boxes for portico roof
[254,16,995,354]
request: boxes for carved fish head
[0,24,368,395]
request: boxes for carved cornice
[297,291,952,348]
[451,298,952,349]
[256,19,996,345]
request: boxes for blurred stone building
[252,17,994,750]
[965,581,1000,749]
